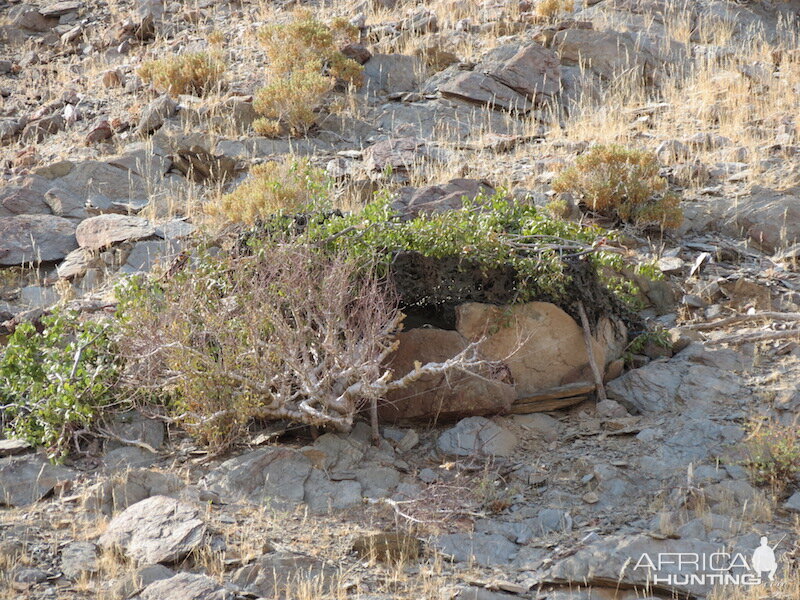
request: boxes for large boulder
[141,572,233,600]
[552,29,656,83]
[0,215,77,265]
[361,54,425,96]
[439,43,560,111]
[99,496,206,564]
[0,455,75,507]
[456,302,624,398]
[380,328,515,423]
[719,185,800,252]
[200,447,312,506]
[75,214,155,251]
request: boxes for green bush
[552,144,682,230]
[0,312,119,458]
[246,192,657,318]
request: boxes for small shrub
[0,312,119,458]
[117,245,400,450]
[139,51,225,97]
[253,10,363,136]
[253,69,333,136]
[208,157,330,224]
[552,144,683,230]
[535,0,575,19]
[743,419,800,494]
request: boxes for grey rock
[103,446,159,470]
[120,239,182,274]
[59,159,148,202]
[57,248,95,279]
[362,54,424,97]
[510,413,562,443]
[440,72,532,112]
[0,180,52,217]
[84,469,184,516]
[18,285,59,309]
[76,214,155,251]
[785,491,800,512]
[476,42,560,103]
[537,508,573,534]
[13,567,48,583]
[0,439,33,457]
[437,417,517,457]
[392,179,495,217]
[553,29,656,83]
[0,118,23,142]
[455,588,521,600]
[355,466,400,498]
[104,409,165,452]
[141,572,233,600]
[44,187,89,219]
[0,215,78,266]
[138,95,177,135]
[432,532,518,566]
[0,455,75,507]
[311,433,367,471]
[60,541,98,580]
[201,447,311,506]
[111,564,174,600]
[99,496,206,564]
[40,1,82,17]
[546,534,722,597]
[231,552,335,598]
[303,469,362,513]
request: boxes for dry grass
[138,51,226,97]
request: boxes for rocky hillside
[1,0,800,599]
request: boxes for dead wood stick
[577,301,607,403]
[683,311,800,331]
[706,329,800,346]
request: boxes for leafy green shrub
[0,312,119,458]
[743,419,800,494]
[552,144,682,230]
[254,9,363,136]
[208,157,331,224]
[248,192,654,321]
[139,51,226,97]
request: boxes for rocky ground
[2,0,800,599]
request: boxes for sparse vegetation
[208,157,331,224]
[743,418,800,494]
[534,0,575,19]
[138,51,226,97]
[253,9,363,136]
[552,144,683,230]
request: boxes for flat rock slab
[437,417,517,457]
[40,0,82,16]
[60,541,98,580]
[75,214,155,251]
[232,552,335,598]
[141,572,233,600]
[99,495,205,564]
[0,455,75,507]
[201,447,311,506]
[0,214,77,265]
[432,532,519,566]
[0,439,33,457]
[544,534,724,597]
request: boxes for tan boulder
[456,302,625,398]
[380,328,516,424]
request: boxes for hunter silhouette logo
[633,535,782,587]
[751,537,777,582]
